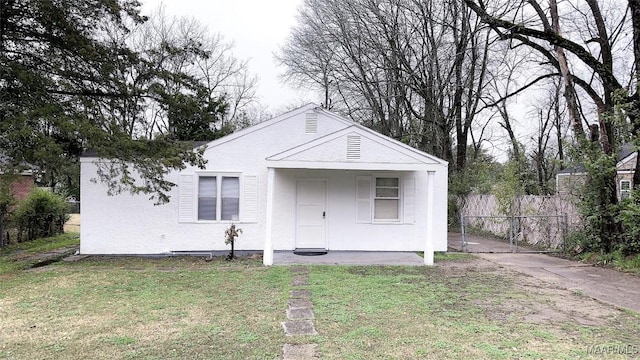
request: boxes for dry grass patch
[0,256,290,359]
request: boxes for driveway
[449,232,640,313]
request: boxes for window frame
[196,172,241,222]
[373,175,401,223]
[620,179,632,200]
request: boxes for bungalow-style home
[556,144,637,200]
[80,104,448,265]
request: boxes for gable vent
[347,135,361,159]
[305,112,318,134]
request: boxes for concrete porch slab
[273,251,424,266]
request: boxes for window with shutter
[356,175,407,223]
[194,173,241,221]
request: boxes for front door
[295,179,327,249]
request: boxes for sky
[141,0,312,112]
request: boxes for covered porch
[262,164,441,266]
[260,126,447,266]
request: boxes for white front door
[295,179,327,249]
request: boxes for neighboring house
[80,104,448,265]
[0,154,35,203]
[1,172,35,203]
[556,144,637,200]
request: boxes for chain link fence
[457,195,580,253]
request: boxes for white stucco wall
[80,105,448,255]
[270,169,448,252]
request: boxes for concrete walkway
[479,252,640,313]
[273,251,425,266]
[449,233,640,313]
[448,232,515,253]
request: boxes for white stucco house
[80,104,448,265]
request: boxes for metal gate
[460,214,568,253]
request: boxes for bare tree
[529,78,567,194]
[104,7,260,139]
[277,0,495,172]
[463,0,636,248]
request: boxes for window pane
[199,177,216,197]
[198,177,217,220]
[221,177,240,220]
[376,187,399,198]
[621,181,631,190]
[376,177,399,187]
[374,199,398,220]
[198,198,216,220]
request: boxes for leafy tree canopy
[0,0,232,203]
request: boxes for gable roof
[200,103,351,153]
[267,123,447,171]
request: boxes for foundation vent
[347,135,361,159]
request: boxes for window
[621,180,632,200]
[374,177,399,221]
[198,175,239,221]
[198,177,217,220]
[221,177,239,220]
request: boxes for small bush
[14,188,70,242]
[617,192,640,254]
[565,228,616,255]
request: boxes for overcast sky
[141,0,312,112]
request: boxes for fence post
[460,213,467,252]
[562,213,568,252]
[509,216,514,253]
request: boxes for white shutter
[356,176,372,223]
[242,175,258,223]
[178,174,195,223]
[403,175,415,224]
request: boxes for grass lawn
[305,263,640,359]
[1,242,639,359]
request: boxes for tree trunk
[549,0,584,141]
[629,0,640,190]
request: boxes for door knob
[322,211,326,218]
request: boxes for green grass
[577,250,640,274]
[1,243,639,359]
[0,255,290,359]
[304,265,640,359]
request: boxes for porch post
[263,167,275,266]
[425,171,435,266]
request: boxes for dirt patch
[63,214,80,233]
[439,257,622,327]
